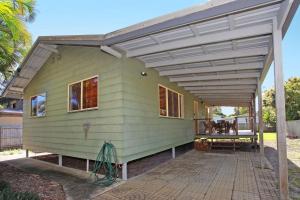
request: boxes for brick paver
[94,150,279,200]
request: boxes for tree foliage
[234,107,248,116]
[263,77,300,126]
[0,0,36,85]
[212,106,226,118]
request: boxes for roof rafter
[127,24,272,57]
[170,72,260,82]
[159,62,263,76]
[145,47,269,68]
[178,79,257,87]
[185,85,257,91]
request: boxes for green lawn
[258,132,277,142]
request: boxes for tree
[234,107,248,116]
[285,77,300,120]
[0,0,36,84]
[212,106,226,118]
[262,77,300,126]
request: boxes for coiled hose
[92,142,118,187]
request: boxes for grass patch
[258,132,277,142]
[0,149,22,156]
[0,181,39,200]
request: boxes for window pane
[179,95,184,118]
[31,96,37,116]
[83,77,98,109]
[159,86,167,116]
[37,94,46,117]
[168,90,174,117]
[69,82,81,111]
[173,93,179,117]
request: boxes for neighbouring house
[0,109,23,150]
[0,0,298,191]
[0,98,23,150]
[0,97,23,110]
[0,109,23,127]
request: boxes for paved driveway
[95,150,279,200]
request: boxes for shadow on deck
[94,150,280,200]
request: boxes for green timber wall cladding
[121,57,204,163]
[23,46,204,163]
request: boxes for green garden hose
[92,142,118,187]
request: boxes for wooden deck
[94,150,279,200]
[195,130,257,140]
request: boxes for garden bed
[0,162,65,200]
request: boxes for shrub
[0,181,39,200]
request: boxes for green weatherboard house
[2,0,295,180]
[2,33,205,179]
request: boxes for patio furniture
[203,121,213,134]
[230,119,238,135]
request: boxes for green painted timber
[23,46,205,163]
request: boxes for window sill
[68,107,98,113]
[159,115,184,120]
[30,115,46,119]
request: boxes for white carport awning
[102,0,298,107]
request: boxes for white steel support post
[257,79,265,169]
[58,155,62,166]
[253,95,258,151]
[86,159,89,172]
[253,94,257,136]
[26,149,29,158]
[273,19,289,199]
[122,163,128,180]
[172,147,176,159]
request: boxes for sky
[27,0,300,115]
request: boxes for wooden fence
[0,126,22,150]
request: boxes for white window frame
[158,84,184,119]
[67,75,99,112]
[30,92,47,117]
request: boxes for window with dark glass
[68,76,98,112]
[83,77,98,109]
[159,85,184,118]
[69,82,81,111]
[31,93,46,117]
[159,86,167,116]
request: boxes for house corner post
[86,159,90,172]
[273,18,289,200]
[25,149,29,158]
[58,155,62,166]
[172,147,176,159]
[122,163,128,180]
[257,79,264,168]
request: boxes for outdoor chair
[203,121,213,135]
[230,119,238,135]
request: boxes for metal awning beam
[145,47,269,68]
[185,85,257,91]
[178,79,257,87]
[191,89,255,94]
[170,72,260,82]
[100,46,122,58]
[198,95,252,99]
[159,62,263,76]
[205,102,251,106]
[127,24,272,57]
